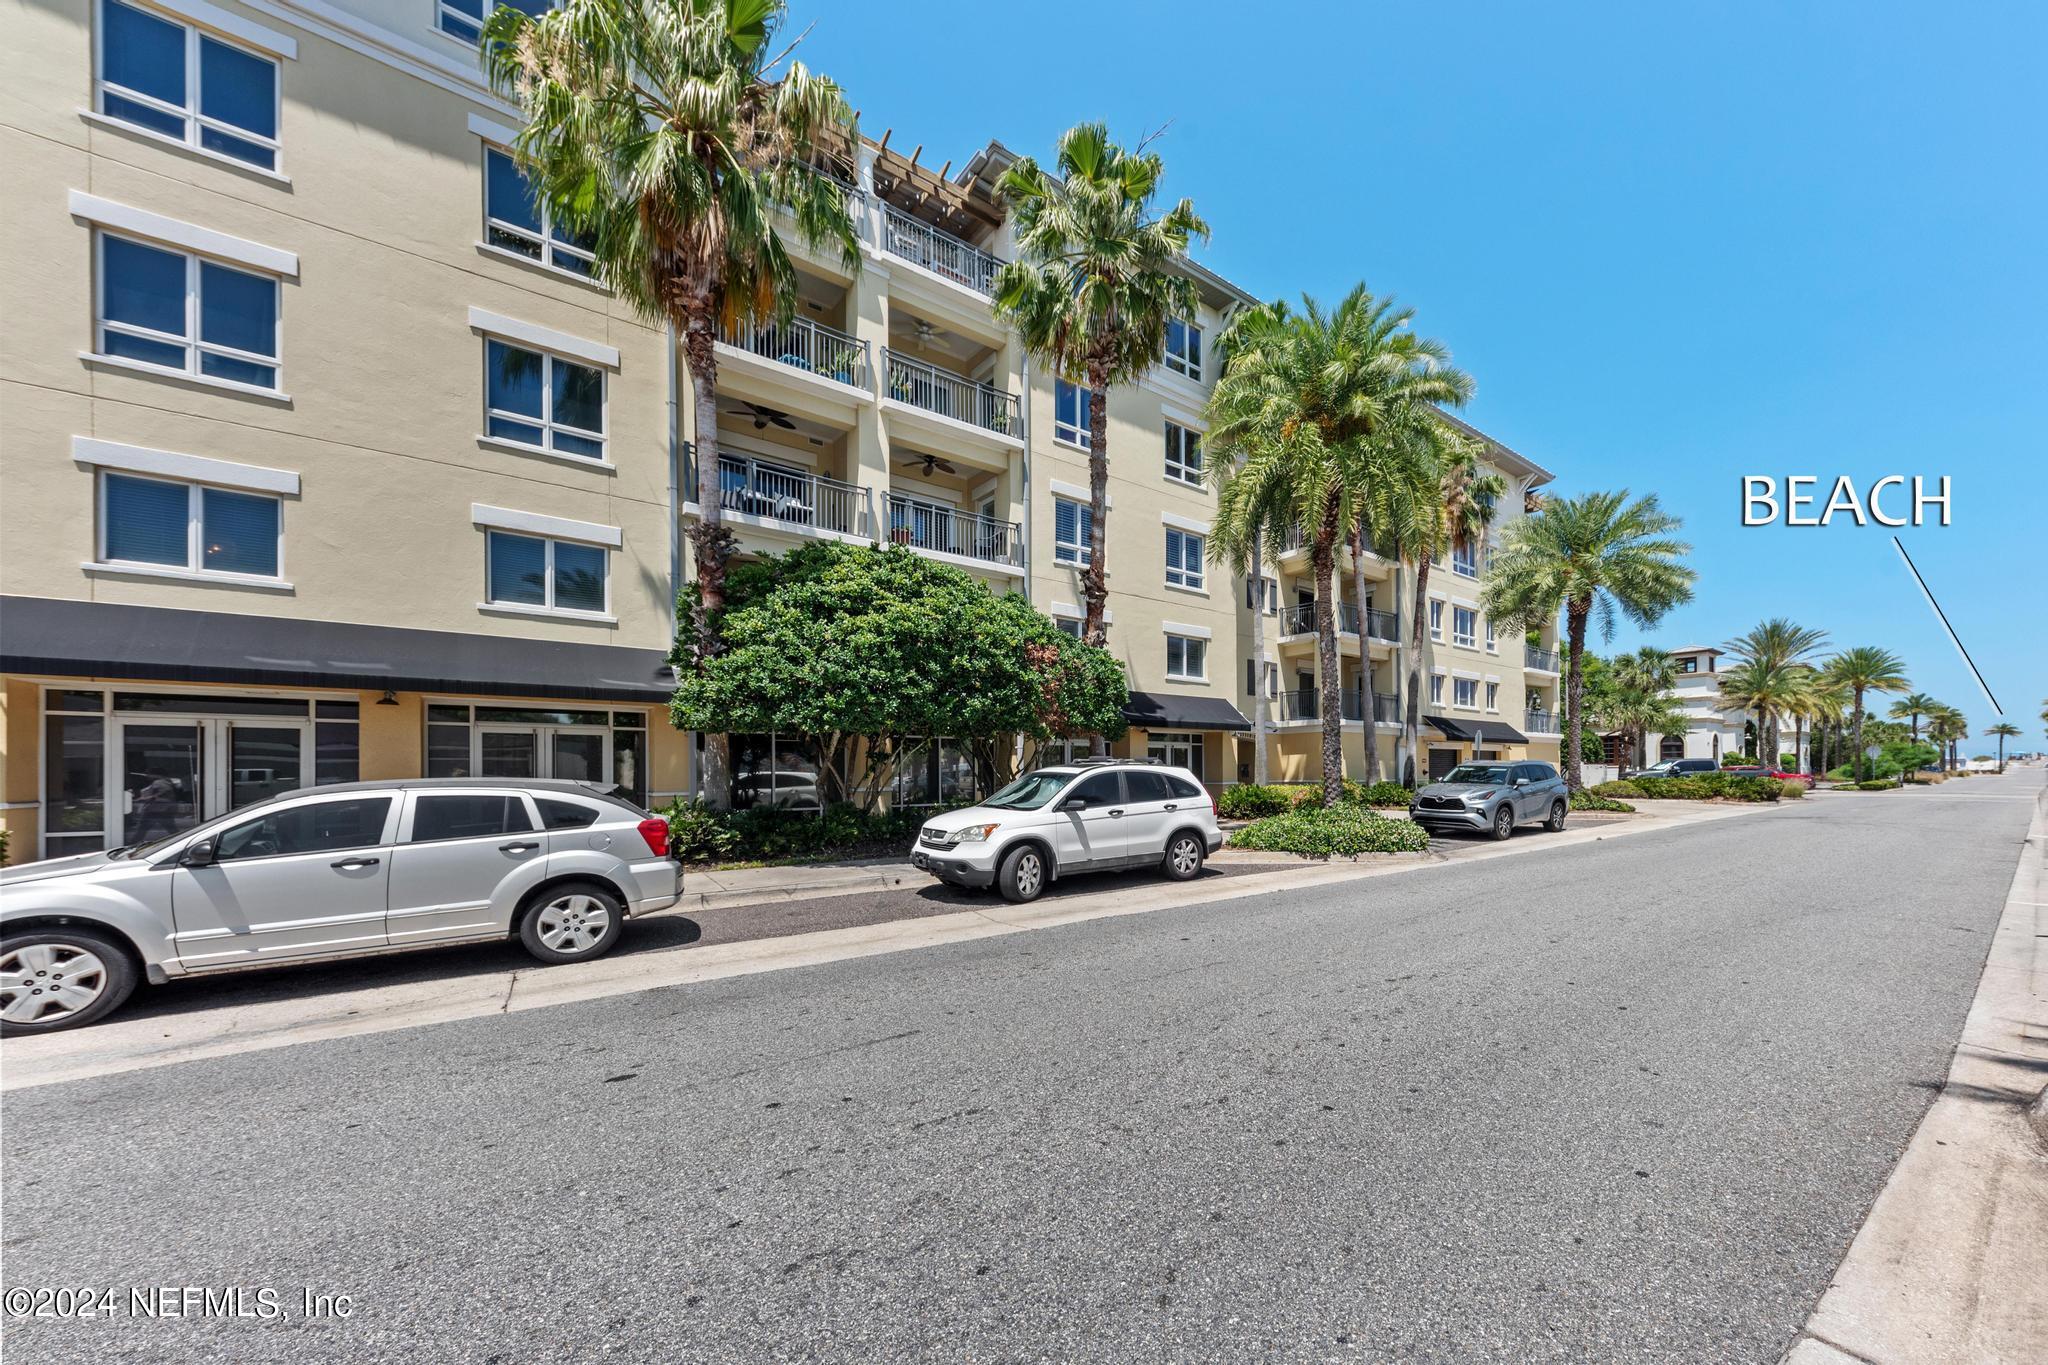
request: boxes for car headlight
[1466,790,1495,803]
[949,823,1000,845]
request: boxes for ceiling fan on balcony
[897,453,959,477]
[725,401,796,431]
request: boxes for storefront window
[44,711,107,859]
[314,699,359,785]
[611,725,647,807]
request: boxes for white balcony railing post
[879,204,1005,295]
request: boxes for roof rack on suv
[1070,757,1162,767]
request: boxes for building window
[1053,616,1083,639]
[484,147,595,277]
[485,530,608,614]
[1165,634,1207,681]
[96,234,280,389]
[1660,734,1685,760]
[1485,617,1497,652]
[1164,317,1202,379]
[1485,681,1500,712]
[1453,607,1477,648]
[1428,599,1444,642]
[98,471,281,579]
[485,339,606,460]
[1430,673,1445,706]
[1454,677,1479,708]
[1245,577,1277,613]
[96,0,281,171]
[1164,422,1203,485]
[1165,528,1205,591]
[1053,497,1092,565]
[1054,379,1091,449]
[1452,542,1479,577]
[1676,656,1699,674]
[1244,659,1278,698]
[438,0,551,46]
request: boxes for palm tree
[1210,289,1472,806]
[1786,668,1838,775]
[1394,434,1502,786]
[1987,722,2020,772]
[1609,646,1679,773]
[1722,618,1829,763]
[483,0,860,808]
[1888,692,1939,748]
[1821,647,1910,781]
[1481,491,1696,791]
[994,123,1208,646]
[1716,659,1814,775]
[1927,705,1967,773]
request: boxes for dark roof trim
[1121,689,1252,733]
[0,597,676,703]
[1424,714,1532,746]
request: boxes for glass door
[227,724,304,810]
[475,726,608,781]
[549,731,605,782]
[119,722,204,846]
[478,728,541,778]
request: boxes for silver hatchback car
[1410,760,1569,840]
[0,778,682,1034]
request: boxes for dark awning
[1425,714,1531,746]
[1122,690,1252,733]
[0,596,676,702]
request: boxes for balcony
[1280,601,1357,637]
[718,315,870,390]
[1274,688,1398,724]
[711,454,873,539]
[1525,644,1561,672]
[1525,707,1559,735]
[879,204,1005,296]
[1365,607,1400,642]
[882,350,1020,438]
[885,494,1023,569]
[1373,692,1401,724]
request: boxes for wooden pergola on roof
[807,125,1007,243]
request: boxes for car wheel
[1162,832,1205,882]
[996,844,1047,904]
[518,881,626,964]
[1545,799,1567,832]
[0,928,139,1035]
[1491,805,1515,841]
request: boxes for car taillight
[637,817,671,857]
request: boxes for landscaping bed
[1590,774,1790,803]
[1228,804,1432,858]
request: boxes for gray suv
[1410,761,1569,840]
[0,779,682,1034]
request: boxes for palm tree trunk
[1851,688,1867,781]
[682,309,733,809]
[1313,501,1344,807]
[1350,521,1378,783]
[1562,598,1592,792]
[1794,716,1806,775]
[1080,358,1111,649]
[1401,557,1434,788]
[1250,536,1269,787]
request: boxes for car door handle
[1107,809,1125,817]
[1164,803,1178,810]
[331,856,380,869]
[500,841,540,854]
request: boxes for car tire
[517,881,627,964]
[1545,799,1567,832]
[1491,805,1515,841]
[996,844,1048,904]
[0,927,139,1035]
[1162,831,1205,882]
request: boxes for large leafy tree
[1721,619,1829,763]
[484,0,861,807]
[1209,289,1471,805]
[1607,646,1682,771]
[1820,646,1910,780]
[1481,491,1696,791]
[994,123,1208,646]
[672,543,1127,805]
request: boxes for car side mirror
[1058,796,1090,812]
[1512,778,1529,788]
[179,838,217,868]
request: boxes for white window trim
[1049,478,1109,508]
[1452,605,1479,650]
[470,502,621,547]
[466,307,619,370]
[92,1,287,174]
[479,530,614,620]
[70,191,297,276]
[1049,602,1111,624]
[77,110,293,186]
[1164,632,1209,682]
[91,467,287,585]
[1452,677,1481,710]
[1161,620,1213,640]
[89,230,285,392]
[1163,419,1204,488]
[1160,509,1211,535]
[1052,378,1091,450]
[1164,526,1206,593]
[476,142,598,281]
[73,435,299,494]
[479,337,609,464]
[1428,597,1445,642]
[466,111,519,144]
[1163,317,1203,379]
[125,0,297,56]
[1051,497,1093,567]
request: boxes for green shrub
[663,799,935,864]
[1856,778,1896,791]
[1778,779,1806,799]
[1218,783,1295,819]
[1630,774,1781,802]
[1354,780,1413,808]
[1778,754,1800,769]
[1592,779,1646,798]
[1571,789,1635,813]
[1228,804,1431,857]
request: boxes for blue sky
[787,1,2045,738]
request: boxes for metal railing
[1525,644,1561,671]
[885,494,1023,567]
[718,315,869,390]
[882,350,1020,435]
[1365,607,1400,642]
[1276,687,1383,723]
[879,204,1005,295]
[1525,708,1559,734]
[712,454,873,537]
[1279,601,1360,637]
[1374,692,1401,724]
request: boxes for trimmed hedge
[1570,789,1636,813]
[1592,779,1647,798]
[665,799,934,864]
[1354,780,1413,809]
[1855,779,1897,791]
[1217,783,1296,819]
[1219,780,1415,819]
[1229,804,1431,857]
[1626,774,1783,802]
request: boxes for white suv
[911,761,1222,903]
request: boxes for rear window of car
[536,798,601,830]
[1166,774,1203,799]
[410,794,534,842]
[1525,764,1557,781]
[1125,771,1174,802]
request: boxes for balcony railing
[711,454,873,538]
[1525,644,1561,672]
[718,315,869,390]
[1279,601,1359,637]
[879,204,1005,295]
[1373,692,1401,724]
[885,494,1023,568]
[1525,708,1559,734]
[1365,607,1400,642]
[1275,688,1397,723]
[882,350,1021,436]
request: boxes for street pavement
[1,770,2038,1363]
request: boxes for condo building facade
[0,0,1562,861]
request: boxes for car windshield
[1444,765,1511,785]
[982,770,1077,810]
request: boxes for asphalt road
[2,770,2038,1363]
